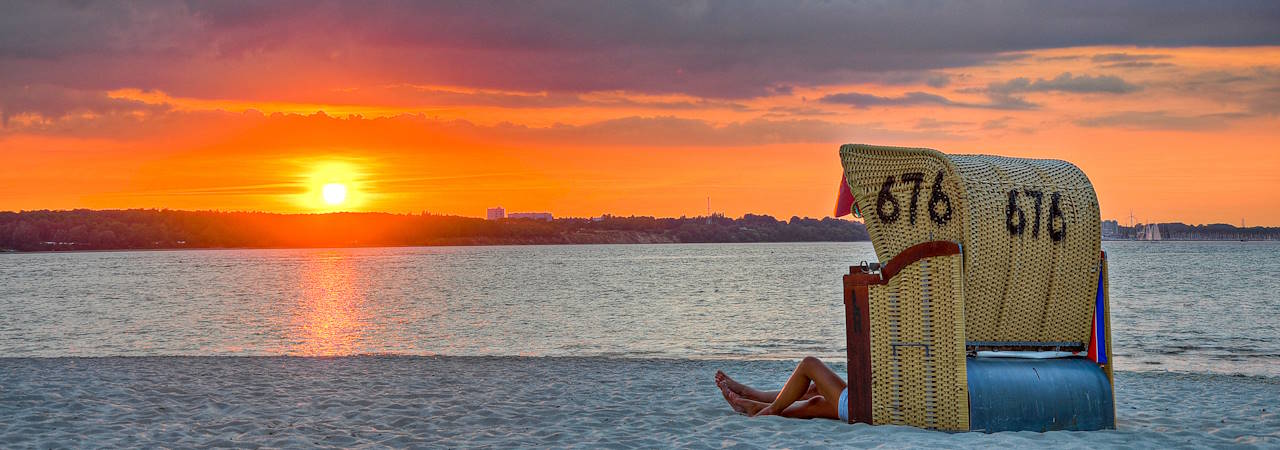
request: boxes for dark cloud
[819,91,1035,110]
[1,1,1277,99]
[0,106,956,146]
[766,85,794,96]
[986,72,1142,94]
[419,115,962,147]
[761,106,833,119]
[533,116,854,147]
[1074,111,1250,130]
[982,117,1013,130]
[1091,53,1172,63]
[0,85,169,127]
[1090,53,1177,69]
[925,74,953,88]
[820,92,956,108]
[951,72,1140,114]
[1100,61,1177,69]
[982,93,1039,110]
[0,82,752,127]
[0,2,201,59]
[1247,86,1280,115]
[977,116,1036,134]
[914,118,972,130]
[844,71,959,87]
[345,85,752,111]
[1154,67,1280,116]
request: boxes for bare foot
[715,370,751,397]
[717,378,747,414]
[752,404,776,417]
[729,393,771,417]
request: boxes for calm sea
[1,242,1276,377]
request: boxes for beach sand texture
[1,356,1275,448]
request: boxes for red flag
[834,172,856,217]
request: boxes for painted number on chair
[875,170,952,226]
[1006,189,1066,242]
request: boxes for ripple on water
[0,241,1277,377]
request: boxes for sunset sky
[2,1,1278,224]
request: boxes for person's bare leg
[727,391,769,416]
[729,393,840,420]
[717,378,747,414]
[754,357,845,417]
[742,383,818,402]
[715,371,773,402]
[716,370,819,403]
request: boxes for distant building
[486,207,505,221]
[1101,219,1119,237]
[508,212,553,221]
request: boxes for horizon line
[3,208,1277,228]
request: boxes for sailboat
[1138,223,1162,241]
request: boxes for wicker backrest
[840,144,1101,346]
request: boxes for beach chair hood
[838,144,1114,432]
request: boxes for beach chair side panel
[845,241,968,431]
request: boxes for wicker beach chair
[838,144,1115,432]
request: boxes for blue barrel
[966,357,1114,432]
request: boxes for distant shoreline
[4,209,1278,252]
[0,239,875,255]
[0,209,872,253]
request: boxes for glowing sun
[322,183,347,205]
[301,160,365,211]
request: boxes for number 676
[1006,189,1066,242]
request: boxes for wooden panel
[844,275,874,424]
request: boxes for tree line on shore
[0,209,871,252]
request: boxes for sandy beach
[0,356,1275,448]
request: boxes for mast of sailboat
[1129,210,1136,239]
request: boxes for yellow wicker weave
[840,144,1101,346]
[868,253,969,430]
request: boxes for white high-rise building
[486,207,505,221]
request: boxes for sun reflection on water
[292,253,369,356]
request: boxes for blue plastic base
[967,357,1115,432]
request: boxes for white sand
[0,357,1275,448]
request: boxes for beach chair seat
[837,144,1115,432]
